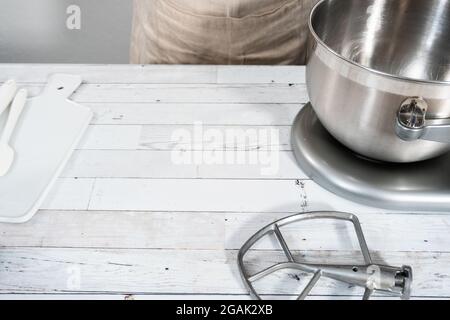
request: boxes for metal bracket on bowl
[396,97,450,143]
[238,212,412,300]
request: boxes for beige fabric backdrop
[130,0,319,65]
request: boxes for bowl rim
[309,0,450,86]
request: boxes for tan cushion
[130,0,319,65]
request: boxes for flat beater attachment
[238,212,412,300]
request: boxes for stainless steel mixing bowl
[307,0,450,163]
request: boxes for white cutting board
[0,74,92,223]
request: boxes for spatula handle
[0,80,17,116]
[0,89,28,145]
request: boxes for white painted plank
[0,248,447,296]
[1,211,449,253]
[196,151,304,179]
[63,150,306,180]
[78,125,142,150]
[0,65,218,84]
[0,294,249,300]
[88,103,303,126]
[38,178,436,214]
[23,84,308,104]
[20,176,439,216]
[64,150,199,179]
[88,179,306,212]
[0,65,305,84]
[0,294,444,300]
[77,125,292,151]
[86,178,427,214]
[217,66,305,84]
[138,125,291,151]
[0,211,222,250]
[40,178,94,211]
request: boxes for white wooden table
[0,64,449,300]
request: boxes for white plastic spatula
[0,80,17,116]
[0,89,28,176]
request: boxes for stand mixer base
[291,104,450,212]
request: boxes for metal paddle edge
[237,212,412,300]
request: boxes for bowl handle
[395,97,450,143]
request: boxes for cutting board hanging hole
[44,74,82,99]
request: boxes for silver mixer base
[291,104,450,212]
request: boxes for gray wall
[0,0,133,63]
